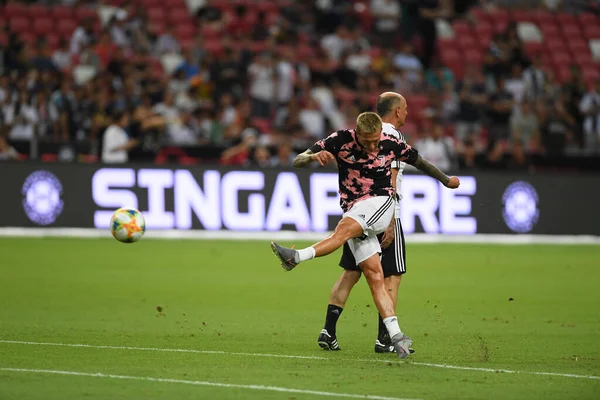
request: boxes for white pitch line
[1,339,598,381]
[0,367,419,400]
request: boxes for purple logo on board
[22,171,64,225]
[502,181,539,233]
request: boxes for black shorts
[339,217,406,277]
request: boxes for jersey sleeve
[309,130,342,155]
[394,139,419,165]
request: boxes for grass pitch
[0,238,599,400]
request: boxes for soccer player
[270,110,459,358]
[318,92,411,354]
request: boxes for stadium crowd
[1,0,599,171]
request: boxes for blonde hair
[356,112,382,135]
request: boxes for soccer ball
[110,208,146,243]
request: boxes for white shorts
[343,196,395,265]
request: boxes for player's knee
[334,217,363,241]
[342,269,361,285]
[362,266,385,286]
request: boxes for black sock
[324,304,343,336]
[378,314,390,342]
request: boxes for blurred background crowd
[1,0,600,171]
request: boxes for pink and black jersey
[310,129,418,212]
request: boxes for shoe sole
[318,341,340,351]
[270,242,295,271]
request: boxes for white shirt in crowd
[414,136,455,173]
[248,63,275,102]
[299,108,325,139]
[371,0,401,31]
[277,60,295,104]
[102,124,129,163]
[3,103,39,140]
[70,26,91,55]
[580,90,600,136]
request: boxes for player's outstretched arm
[412,154,460,188]
[293,149,334,168]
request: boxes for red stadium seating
[53,5,75,19]
[582,25,600,40]
[10,17,30,33]
[57,19,78,37]
[3,3,28,18]
[168,8,192,25]
[33,18,54,36]
[28,5,50,18]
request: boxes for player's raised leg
[318,269,361,350]
[271,197,392,271]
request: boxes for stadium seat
[53,5,75,19]
[75,8,98,22]
[583,25,600,40]
[561,23,582,39]
[554,65,572,83]
[46,34,60,50]
[556,13,577,25]
[511,9,535,22]
[452,21,471,37]
[551,50,572,66]
[10,17,30,33]
[578,13,599,26]
[147,8,164,23]
[457,34,477,50]
[33,18,54,36]
[28,5,50,18]
[57,19,78,37]
[545,36,566,52]
[464,49,483,65]
[532,11,554,25]
[3,3,28,18]
[168,8,191,25]
[175,24,196,41]
[582,66,600,82]
[141,0,162,7]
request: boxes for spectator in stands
[415,0,453,69]
[579,78,600,154]
[109,11,131,49]
[455,64,486,143]
[248,51,276,118]
[218,93,238,128]
[52,39,71,71]
[271,141,296,167]
[392,43,423,87]
[510,101,539,155]
[483,33,510,90]
[155,25,181,56]
[562,65,586,144]
[101,110,138,163]
[94,31,117,69]
[275,49,295,110]
[4,89,39,141]
[211,46,244,103]
[0,135,19,161]
[153,91,180,133]
[321,24,352,62]
[425,60,454,92]
[503,22,529,69]
[196,0,228,30]
[299,97,326,139]
[29,41,57,72]
[504,64,526,108]
[35,89,59,139]
[252,145,272,168]
[414,121,457,173]
[523,53,546,102]
[70,18,95,55]
[487,76,513,161]
[370,0,401,48]
[540,100,574,156]
[220,129,257,166]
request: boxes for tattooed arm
[293,149,335,168]
[413,155,450,186]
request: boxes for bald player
[317,92,413,353]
